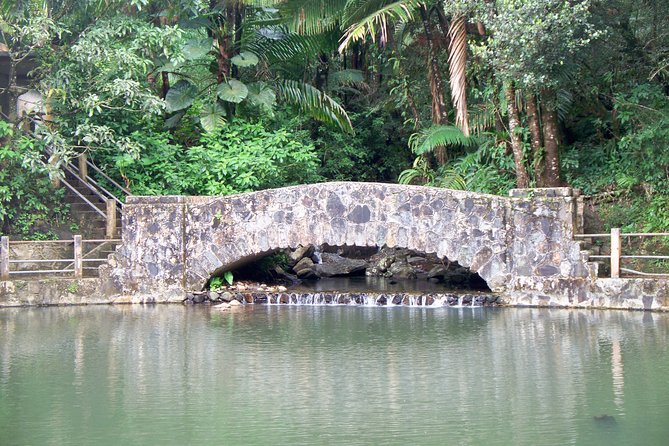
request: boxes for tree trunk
[418,3,449,164]
[7,59,18,123]
[161,72,170,99]
[540,89,562,187]
[505,84,529,188]
[525,92,543,186]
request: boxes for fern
[408,125,472,156]
[398,156,433,185]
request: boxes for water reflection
[0,306,667,445]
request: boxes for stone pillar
[1,236,9,280]
[73,235,83,278]
[610,228,621,279]
[117,196,186,296]
[506,187,586,279]
[106,199,116,238]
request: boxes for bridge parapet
[115,182,593,298]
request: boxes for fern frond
[409,125,472,156]
[276,79,353,133]
[435,166,467,190]
[398,155,433,185]
[468,103,497,135]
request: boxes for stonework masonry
[109,182,668,310]
[2,182,667,310]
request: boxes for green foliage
[400,133,516,195]
[562,83,669,232]
[223,271,234,285]
[311,109,411,182]
[0,122,69,239]
[408,125,473,156]
[209,276,223,291]
[276,80,353,133]
[210,271,233,291]
[98,119,322,196]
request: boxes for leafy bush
[0,122,69,239]
[100,119,322,196]
[561,83,669,232]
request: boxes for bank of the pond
[1,276,668,311]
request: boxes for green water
[0,305,668,445]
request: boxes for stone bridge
[115,182,598,300]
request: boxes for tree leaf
[182,38,213,60]
[165,80,197,113]
[200,103,226,132]
[164,110,185,129]
[247,82,276,112]
[217,79,248,103]
[230,51,259,67]
[223,271,234,285]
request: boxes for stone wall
[114,182,595,301]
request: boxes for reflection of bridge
[115,182,597,298]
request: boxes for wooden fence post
[78,153,88,183]
[106,199,116,238]
[611,228,621,279]
[1,236,9,280]
[73,235,83,278]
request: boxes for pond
[0,304,668,445]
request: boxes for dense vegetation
[0,0,667,238]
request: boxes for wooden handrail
[59,175,107,219]
[576,229,668,278]
[0,235,121,280]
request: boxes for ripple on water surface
[0,305,668,445]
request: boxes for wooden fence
[0,236,121,280]
[574,229,669,278]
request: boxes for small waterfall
[312,247,322,264]
[259,291,495,307]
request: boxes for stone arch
[183,183,510,291]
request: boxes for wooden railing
[47,149,127,238]
[0,235,121,280]
[574,229,669,278]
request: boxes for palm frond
[249,30,337,63]
[329,68,368,93]
[278,0,348,35]
[468,103,497,135]
[276,79,353,132]
[338,0,418,53]
[408,125,472,156]
[447,14,469,136]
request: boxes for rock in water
[313,253,367,277]
[593,415,617,427]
